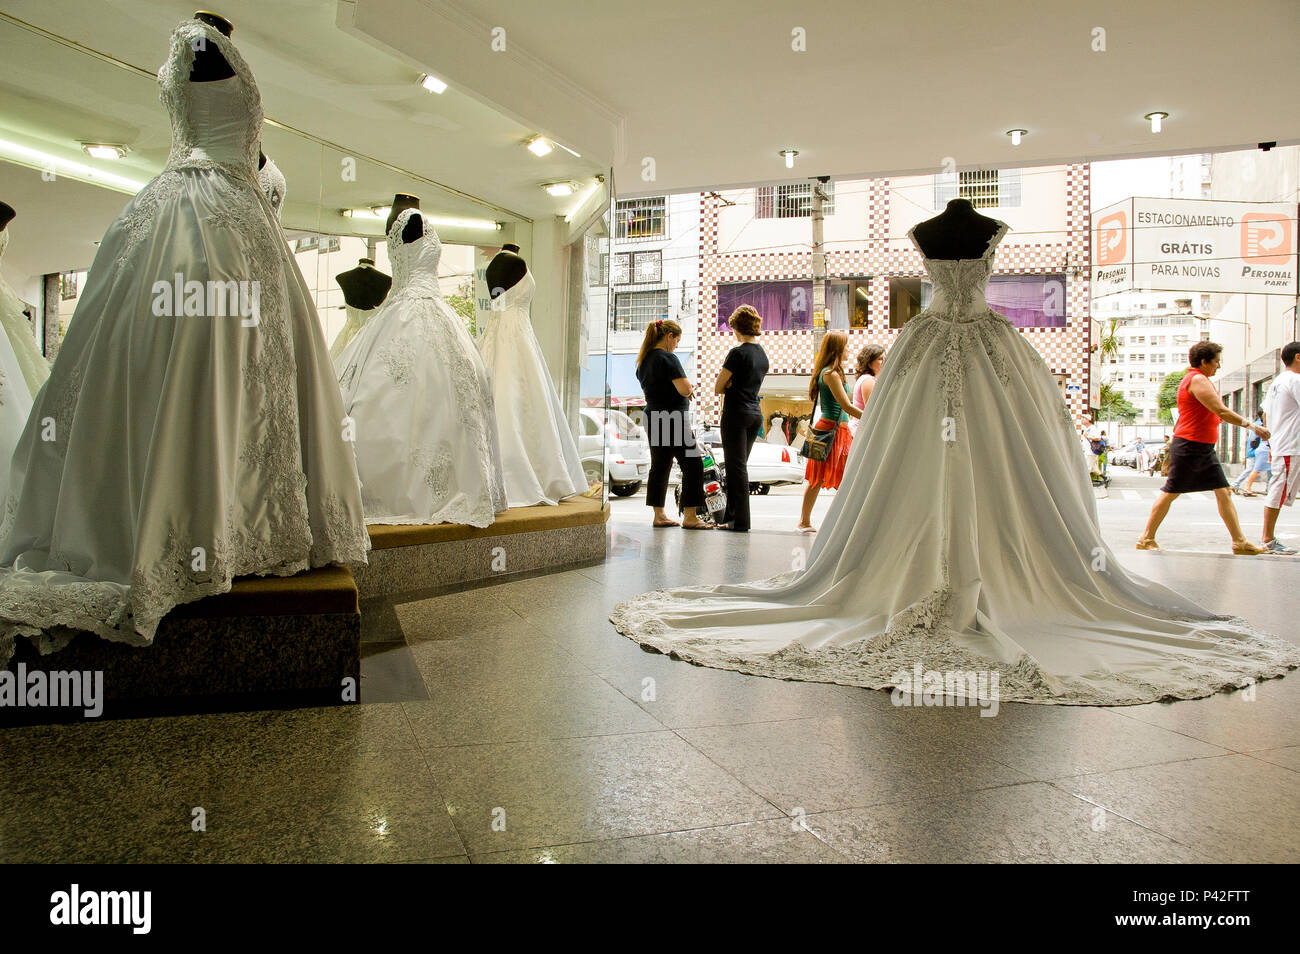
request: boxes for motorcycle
[672,428,728,524]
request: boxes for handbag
[802,422,836,462]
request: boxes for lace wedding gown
[478,270,588,506]
[0,19,370,663]
[330,304,377,362]
[335,209,506,527]
[0,229,50,399]
[613,223,1300,705]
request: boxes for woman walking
[1139,341,1268,554]
[636,319,711,529]
[850,343,885,432]
[798,330,861,532]
[714,305,769,532]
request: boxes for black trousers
[721,409,762,530]
[646,435,705,510]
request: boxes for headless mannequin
[385,194,420,236]
[0,201,14,233]
[190,11,236,82]
[486,243,527,299]
[258,150,266,170]
[911,198,1001,260]
[401,212,423,245]
[336,258,391,310]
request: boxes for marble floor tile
[470,818,849,864]
[423,731,782,853]
[1059,754,1300,863]
[1245,745,1300,772]
[360,642,430,703]
[678,713,1033,815]
[805,782,1199,863]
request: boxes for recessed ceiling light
[780,149,799,169]
[418,73,448,94]
[0,138,144,193]
[81,143,128,160]
[1006,128,1027,146]
[526,137,553,157]
[544,181,575,197]
[1144,111,1168,133]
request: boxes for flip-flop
[797,525,817,534]
[652,520,680,528]
[682,522,714,530]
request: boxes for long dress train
[0,19,370,663]
[612,222,1300,705]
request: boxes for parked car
[670,423,806,493]
[1114,439,1166,469]
[578,408,650,496]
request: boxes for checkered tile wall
[697,164,1094,428]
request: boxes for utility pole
[811,176,830,352]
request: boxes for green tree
[1158,369,1189,424]
[1098,318,1121,363]
[446,280,477,336]
[1097,382,1140,424]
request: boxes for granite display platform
[1,566,360,725]
[356,495,609,600]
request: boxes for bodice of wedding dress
[387,209,444,298]
[490,269,536,317]
[160,21,261,174]
[257,158,286,220]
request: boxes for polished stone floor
[1,518,1297,863]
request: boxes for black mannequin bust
[190,11,236,83]
[0,201,14,232]
[258,150,266,170]
[385,194,420,235]
[486,243,527,299]
[911,198,1002,260]
[400,211,423,244]
[336,258,392,310]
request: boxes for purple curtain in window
[716,281,813,331]
[986,274,1067,328]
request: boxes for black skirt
[1162,436,1229,494]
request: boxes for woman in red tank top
[1140,342,1271,554]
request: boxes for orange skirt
[805,420,852,489]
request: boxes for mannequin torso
[487,243,527,299]
[911,198,1001,260]
[384,193,420,236]
[189,12,236,82]
[336,259,392,310]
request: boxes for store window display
[0,15,370,662]
[329,257,391,361]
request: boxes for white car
[578,408,651,496]
[669,427,805,493]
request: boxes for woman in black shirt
[714,306,769,531]
[636,319,711,529]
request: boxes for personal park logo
[1240,211,1293,266]
[1095,209,1127,266]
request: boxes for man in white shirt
[1261,341,1300,554]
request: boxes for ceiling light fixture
[526,136,553,157]
[417,73,448,94]
[1006,128,1027,146]
[1144,111,1168,133]
[0,138,145,194]
[554,142,581,158]
[80,142,128,160]
[543,181,575,197]
[780,149,799,169]
[564,181,601,223]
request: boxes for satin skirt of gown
[335,209,506,527]
[0,19,370,663]
[478,270,588,507]
[612,222,1300,706]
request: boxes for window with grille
[59,271,79,300]
[633,250,662,283]
[615,197,667,239]
[933,168,1021,208]
[322,235,341,253]
[755,181,835,218]
[611,253,631,285]
[614,289,669,332]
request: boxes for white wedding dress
[330,304,378,362]
[335,209,506,527]
[478,270,588,506]
[613,222,1300,705]
[256,157,286,221]
[0,230,36,494]
[0,19,370,663]
[0,229,50,399]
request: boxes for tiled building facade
[694,164,1095,429]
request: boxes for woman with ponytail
[798,330,861,532]
[850,343,885,434]
[636,319,711,529]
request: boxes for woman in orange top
[1139,341,1270,554]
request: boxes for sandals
[1135,538,1160,550]
[1232,541,1266,555]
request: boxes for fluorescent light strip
[564,182,600,223]
[0,138,146,194]
[342,208,500,231]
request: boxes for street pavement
[609,465,1300,559]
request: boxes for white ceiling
[353,0,1300,196]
